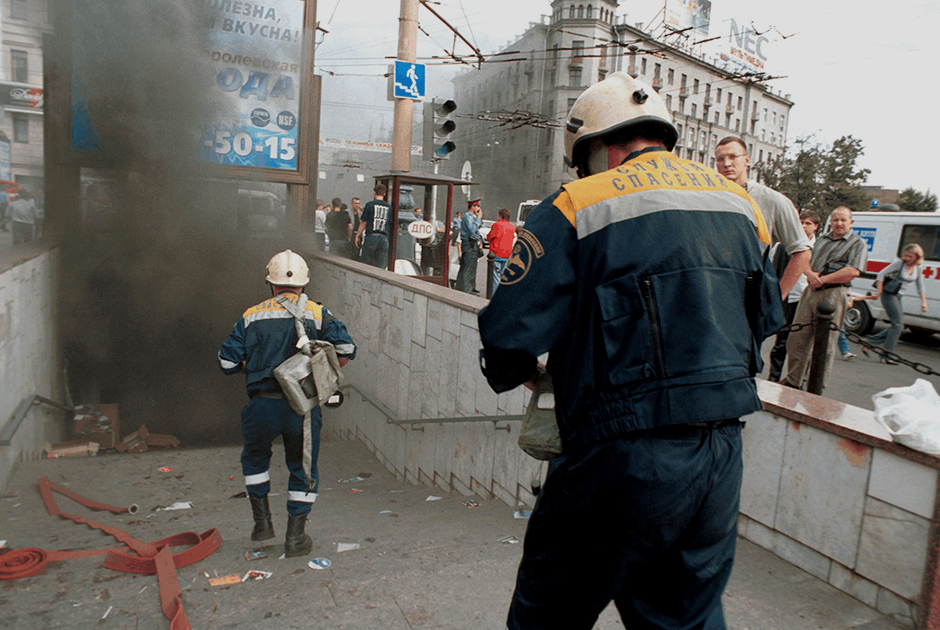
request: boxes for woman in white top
[855,243,928,362]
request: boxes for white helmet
[564,72,678,178]
[265,249,309,287]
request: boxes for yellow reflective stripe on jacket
[553,150,770,245]
[242,294,324,327]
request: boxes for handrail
[0,395,74,446]
[339,384,523,426]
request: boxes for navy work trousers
[241,397,322,517]
[508,422,743,630]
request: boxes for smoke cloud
[61,0,299,446]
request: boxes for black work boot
[249,496,275,541]
[284,514,313,557]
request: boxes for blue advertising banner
[71,0,306,173]
[199,0,305,171]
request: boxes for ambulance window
[900,224,940,262]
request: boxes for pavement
[0,438,911,629]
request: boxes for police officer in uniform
[478,73,784,629]
[219,250,356,557]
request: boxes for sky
[313,0,940,193]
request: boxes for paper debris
[208,574,241,586]
[426,495,442,502]
[242,570,272,581]
[336,542,360,552]
[156,501,193,511]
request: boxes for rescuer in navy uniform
[477,72,784,629]
[219,250,356,557]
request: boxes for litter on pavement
[245,549,268,561]
[513,510,531,519]
[500,536,521,544]
[426,495,442,502]
[242,570,272,581]
[155,501,193,511]
[208,574,241,586]
[336,542,360,552]
[308,558,332,570]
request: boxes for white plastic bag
[872,379,940,455]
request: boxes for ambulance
[843,212,940,336]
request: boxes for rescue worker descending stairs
[219,250,357,557]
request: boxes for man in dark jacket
[219,250,356,557]
[478,72,784,630]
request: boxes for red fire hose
[0,476,221,630]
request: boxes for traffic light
[423,98,457,161]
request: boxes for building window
[737,96,742,110]
[716,88,722,102]
[705,83,711,98]
[551,45,558,67]
[13,114,28,143]
[569,67,582,86]
[572,40,584,60]
[763,108,768,121]
[577,5,584,18]
[641,58,647,75]
[586,4,593,18]
[569,5,575,18]
[11,50,28,83]
[667,68,674,85]
[735,119,740,132]
[681,73,687,88]
[725,113,732,127]
[691,103,697,117]
[713,111,719,124]
[678,98,684,114]
[693,79,699,94]
[11,0,27,20]
[654,63,661,84]
[780,115,785,130]
[665,95,672,110]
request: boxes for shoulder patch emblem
[500,229,544,286]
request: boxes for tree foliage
[755,135,871,222]
[897,187,938,213]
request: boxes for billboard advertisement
[199,0,305,171]
[719,18,770,74]
[71,0,307,174]
[664,0,711,37]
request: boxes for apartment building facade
[450,0,793,212]
[0,0,50,195]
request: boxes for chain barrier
[835,324,940,377]
[774,319,940,377]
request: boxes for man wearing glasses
[715,137,811,299]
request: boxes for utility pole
[391,0,418,172]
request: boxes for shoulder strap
[276,294,312,354]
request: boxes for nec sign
[729,19,768,66]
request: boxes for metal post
[390,0,418,172]
[486,251,496,299]
[806,299,835,395]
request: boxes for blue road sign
[394,60,425,100]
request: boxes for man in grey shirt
[715,137,811,299]
[8,188,37,245]
[782,206,867,391]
